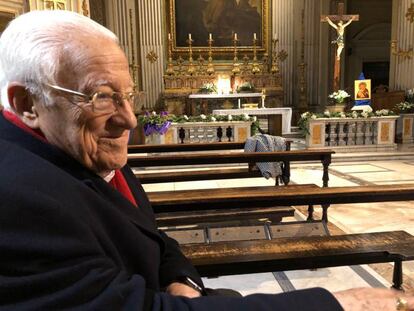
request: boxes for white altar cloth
[212,108,292,134]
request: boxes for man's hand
[334,288,414,311]
[166,282,201,298]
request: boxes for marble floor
[142,153,414,295]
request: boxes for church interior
[2,0,414,298]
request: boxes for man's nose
[112,100,138,129]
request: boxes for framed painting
[167,0,270,54]
[0,11,15,34]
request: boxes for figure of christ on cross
[321,2,359,91]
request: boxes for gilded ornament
[82,0,89,16]
[406,3,414,23]
[146,51,158,64]
[43,0,66,10]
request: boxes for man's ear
[7,83,40,129]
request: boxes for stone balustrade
[396,113,414,144]
[306,116,398,151]
[145,121,251,145]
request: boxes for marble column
[390,0,414,90]
[136,0,165,110]
[272,0,295,108]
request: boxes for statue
[325,15,356,60]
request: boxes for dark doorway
[362,61,390,89]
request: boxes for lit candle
[254,33,257,40]
[168,33,171,40]
[209,33,212,40]
[189,33,192,40]
[234,33,238,40]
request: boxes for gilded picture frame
[167,0,270,54]
[354,79,371,100]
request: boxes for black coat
[0,113,343,310]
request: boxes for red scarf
[3,110,137,207]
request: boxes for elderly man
[0,10,412,311]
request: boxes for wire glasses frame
[44,83,145,114]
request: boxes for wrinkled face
[34,36,137,176]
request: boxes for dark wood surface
[128,149,334,167]
[136,167,263,184]
[128,142,247,153]
[181,231,414,278]
[148,183,414,213]
[156,206,295,227]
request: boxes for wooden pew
[180,230,414,290]
[128,149,333,187]
[148,183,414,221]
[128,141,293,185]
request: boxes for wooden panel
[165,229,205,244]
[270,222,327,238]
[209,226,267,242]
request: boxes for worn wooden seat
[181,230,414,289]
[148,183,414,221]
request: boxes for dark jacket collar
[0,112,162,242]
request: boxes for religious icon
[325,15,357,60]
[354,79,371,100]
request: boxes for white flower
[323,110,331,117]
[252,116,257,122]
[183,115,189,120]
[361,111,369,118]
[151,111,157,116]
[311,114,317,120]
[301,112,308,118]
[340,112,346,118]
[228,115,233,121]
[211,117,216,122]
[242,113,249,120]
[200,114,206,120]
[351,111,358,118]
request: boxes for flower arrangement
[138,112,260,136]
[328,90,351,105]
[237,82,255,93]
[198,83,217,94]
[298,109,394,134]
[395,101,414,113]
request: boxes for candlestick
[232,33,240,74]
[166,31,175,76]
[251,34,260,74]
[207,34,215,75]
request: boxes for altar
[213,107,292,135]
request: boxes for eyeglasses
[44,83,145,114]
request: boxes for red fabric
[2,110,47,143]
[109,170,138,207]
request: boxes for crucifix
[321,2,359,91]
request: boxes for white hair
[0,10,119,110]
